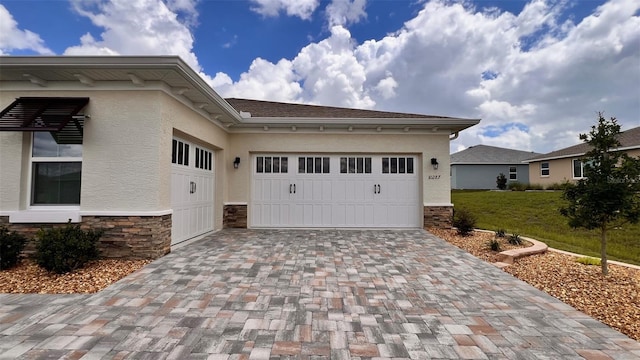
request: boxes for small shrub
[35,223,102,274]
[487,238,502,251]
[0,226,27,270]
[507,181,527,191]
[452,208,477,236]
[496,173,507,190]
[526,183,544,190]
[508,233,522,245]
[545,181,572,191]
[495,229,506,238]
[576,257,601,266]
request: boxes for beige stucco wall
[529,148,640,186]
[226,131,451,206]
[161,94,229,229]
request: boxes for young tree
[496,173,507,190]
[560,113,640,275]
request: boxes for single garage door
[251,154,420,228]
[171,137,214,244]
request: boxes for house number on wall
[428,175,441,180]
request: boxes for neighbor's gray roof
[225,98,453,119]
[451,145,541,164]
[524,126,640,162]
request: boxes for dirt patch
[431,228,640,342]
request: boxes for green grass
[451,190,640,266]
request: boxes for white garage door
[171,138,214,245]
[251,155,420,228]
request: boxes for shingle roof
[451,145,541,164]
[225,98,453,119]
[525,126,640,162]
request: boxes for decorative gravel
[431,228,640,342]
[0,259,150,294]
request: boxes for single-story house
[0,56,479,259]
[450,145,540,189]
[524,126,640,187]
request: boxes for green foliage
[545,182,571,191]
[496,173,507,190]
[487,238,502,251]
[526,183,544,191]
[507,181,527,191]
[452,208,477,236]
[560,113,640,274]
[0,226,27,270]
[35,223,102,274]
[576,257,601,266]
[508,233,522,245]
[495,229,506,238]
[450,190,640,265]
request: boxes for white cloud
[0,4,53,55]
[250,0,319,20]
[66,0,201,71]
[326,0,367,26]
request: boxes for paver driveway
[1,229,638,359]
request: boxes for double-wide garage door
[252,154,420,228]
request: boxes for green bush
[0,226,27,270]
[576,257,601,266]
[507,181,527,191]
[545,181,572,191]
[526,183,544,190]
[495,229,506,238]
[508,233,522,245]
[487,238,502,251]
[35,223,102,274]
[496,173,507,190]
[453,208,477,236]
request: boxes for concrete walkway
[1,229,638,359]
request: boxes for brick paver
[1,229,639,359]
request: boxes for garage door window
[382,157,414,174]
[298,157,329,174]
[257,156,288,173]
[195,147,212,171]
[340,157,372,174]
[172,139,189,166]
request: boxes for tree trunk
[601,226,608,275]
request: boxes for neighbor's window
[541,162,550,176]
[572,159,592,179]
[31,132,82,205]
[509,166,517,180]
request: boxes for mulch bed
[430,228,640,342]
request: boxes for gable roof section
[0,56,480,134]
[524,126,640,163]
[451,144,540,165]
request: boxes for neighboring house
[0,56,479,259]
[450,145,540,189]
[524,126,640,187]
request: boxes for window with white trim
[195,147,212,171]
[541,162,550,176]
[509,166,517,180]
[172,139,189,166]
[572,159,592,179]
[382,157,414,174]
[298,157,329,174]
[256,156,288,173]
[340,157,372,174]
[31,132,82,205]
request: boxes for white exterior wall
[226,132,451,207]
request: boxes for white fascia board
[521,153,586,163]
[232,117,480,132]
[451,162,524,165]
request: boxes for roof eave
[232,117,480,132]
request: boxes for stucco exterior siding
[226,132,451,206]
[451,164,530,189]
[0,131,24,211]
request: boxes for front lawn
[451,190,640,265]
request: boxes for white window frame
[572,159,592,179]
[29,133,82,209]
[540,162,550,177]
[509,166,517,180]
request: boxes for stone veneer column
[423,206,453,229]
[223,204,248,228]
[0,215,171,259]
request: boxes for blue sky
[1,0,639,153]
